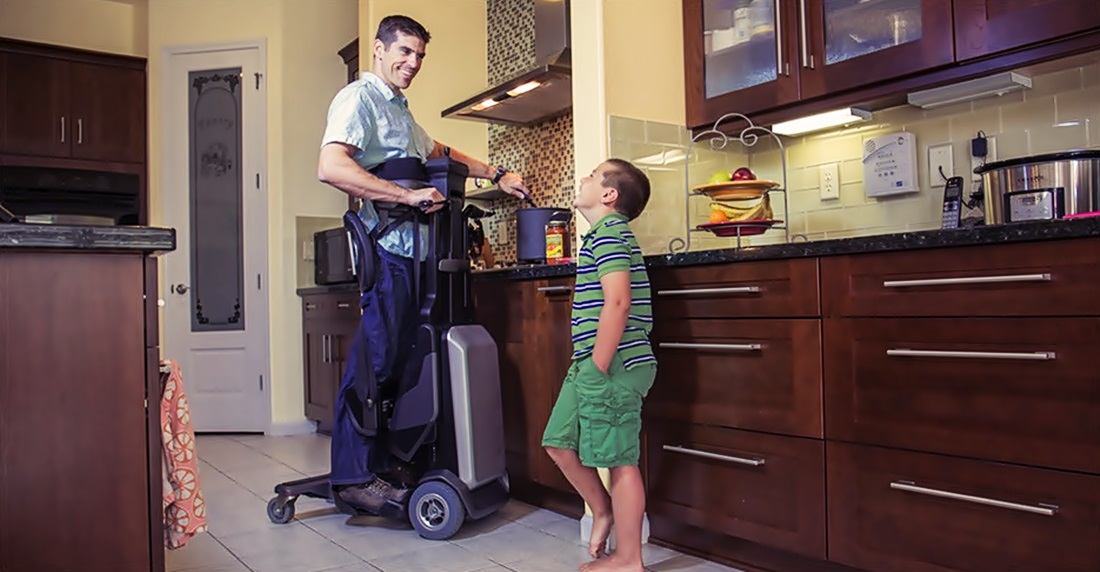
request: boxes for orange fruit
[709,209,729,223]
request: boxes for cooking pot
[975,150,1100,224]
[516,207,571,264]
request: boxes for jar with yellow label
[545,220,567,263]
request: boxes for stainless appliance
[314,227,355,285]
[515,207,571,264]
[975,150,1100,224]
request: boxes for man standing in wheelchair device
[316,14,529,514]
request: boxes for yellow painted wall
[603,0,685,126]
[359,0,488,163]
[149,0,358,429]
[0,0,147,56]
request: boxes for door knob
[173,284,190,295]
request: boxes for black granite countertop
[297,283,360,296]
[0,223,176,253]
[473,217,1100,280]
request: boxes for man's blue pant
[330,247,420,486]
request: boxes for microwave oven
[314,227,355,285]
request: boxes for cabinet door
[800,0,955,98]
[534,277,576,493]
[684,0,801,128]
[647,421,827,559]
[827,442,1100,572]
[823,317,1100,474]
[0,53,70,157]
[303,320,335,433]
[954,0,1100,61]
[69,61,146,163]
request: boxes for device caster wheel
[267,496,296,524]
[408,481,465,540]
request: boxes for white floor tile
[367,542,496,572]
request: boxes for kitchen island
[0,223,175,572]
[470,217,1100,572]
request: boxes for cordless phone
[941,176,964,229]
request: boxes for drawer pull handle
[336,302,351,309]
[659,342,763,352]
[887,349,1055,361]
[890,481,1058,516]
[663,445,765,466]
[538,285,572,293]
[305,303,318,310]
[657,286,761,297]
[883,273,1051,288]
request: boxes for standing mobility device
[267,156,509,540]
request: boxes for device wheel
[408,481,466,540]
[266,496,296,524]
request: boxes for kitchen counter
[474,217,1100,280]
[0,223,176,253]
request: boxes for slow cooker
[975,150,1100,224]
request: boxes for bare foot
[578,554,644,572]
[588,512,613,559]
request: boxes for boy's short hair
[602,158,651,221]
[376,15,431,47]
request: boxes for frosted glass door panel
[703,0,779,98]
[823,0,922,65]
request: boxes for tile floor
[166,434,745,572]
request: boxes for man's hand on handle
[405,186,445,213]
[498,172,532,203]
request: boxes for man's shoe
[338,478,409,514]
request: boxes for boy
[542,159,656,572]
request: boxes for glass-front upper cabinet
[686,0,800,128]
[799,0,953,98]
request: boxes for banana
[710,195,772,221]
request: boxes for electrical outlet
[819,163,840,200]
[970,136,997,181]
[928,143,954,188]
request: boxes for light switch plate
[928,143,953,188]
[819,163,840,200]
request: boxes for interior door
[161,45,270,432]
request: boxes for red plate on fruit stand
[692,180,780,200]
[697,219,781,237]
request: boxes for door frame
[158,39,272,432]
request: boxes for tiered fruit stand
[669,113,791,254]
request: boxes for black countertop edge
[473,218,1100,280]
[0,223,176,253]
[297,283,360,296]
[650,218,1100,267]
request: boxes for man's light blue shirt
[320,71,435,259]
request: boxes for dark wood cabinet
[471,275,576,497]
[301,290,360,433]
[339,38,359,84]
[651,257,820,319]
[953,0,1100,61]
[0,250,163,572]
[823,316,1100,474]
[827,442,1100,572]
[649,318,823,438]
[646,421,827,559]
[0,44,146,165]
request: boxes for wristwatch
[491,166,508,185]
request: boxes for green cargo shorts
[541,353,657,468]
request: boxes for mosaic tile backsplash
[481,0,576,264]
[613,51,1100,255]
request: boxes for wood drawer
[648,319,823,438]
[302,291,360,320]
[821,238,1100,317]
[827,442,1100,572]
[646,421,826,559]
[651,258,820,318]
[824,317,1100,474]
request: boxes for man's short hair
[376,15,431,47]
[602,158,651,221]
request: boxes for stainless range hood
[442,0,571,126]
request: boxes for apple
[708,170,732,184]
[731,167,756,181]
